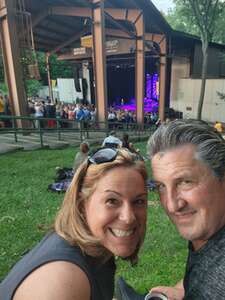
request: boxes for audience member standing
[34,101,44,128]
[214,121,223,133]
[45,100,56,128]
[0,95,5,128]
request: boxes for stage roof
[24,0,172,53]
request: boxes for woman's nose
[118,204,136,224]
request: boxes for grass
[0,142,187,293]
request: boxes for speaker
[82,78,88,101]
[74,66,81,92]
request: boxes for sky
[151,0,174,14]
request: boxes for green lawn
[0,142,187,293]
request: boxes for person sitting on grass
[122,133,140,154]
[102,130,122,148]
[73,141,90,173]
[0,148,148,300]
[48,142,90,193]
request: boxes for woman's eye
[106,198,119,206]
[134,198,147,206]
[156,183,165,193]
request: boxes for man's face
[152,144,225,250]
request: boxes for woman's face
[84,166,148,258]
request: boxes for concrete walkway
[0,131,149,154]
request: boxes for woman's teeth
[111,229,134,237]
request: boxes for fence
[0,115,156,148]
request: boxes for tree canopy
[166,0,225,44]
[36,52,74,84]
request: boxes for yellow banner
[81,35,93,48]
[51,80,56,87]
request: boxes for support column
[159,39,167,122]
[92,0,107,124]
[0,0,27,118]
[135,13,145,124]
[46,53,54,103]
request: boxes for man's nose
[165,188,186,213]
[118,204,136,224]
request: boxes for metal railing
[0,115,156,148]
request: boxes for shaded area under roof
[23,0,172,53]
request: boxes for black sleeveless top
[0,232,116,300]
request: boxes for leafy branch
[217,91,225,101]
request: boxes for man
[147,119,225,299]
[102,130,122,148]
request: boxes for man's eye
[179,180,193,187]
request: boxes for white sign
[73,47,86,56]
[106,40,119,53]
[57,78,82,103]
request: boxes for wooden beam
[49,6,92,18]
[145,33,166,53]
[48,6,141,22]
[49,27,90,55]
[0,0,28,121]
[104,11,136,39]
[35,31,64,43]
[32,10,49,28]
[135,13,144,124]
[92,0,107,123]
[0,7,7,19]
[158,47,167,122]
[146,33,167,121]
[45,53,54,103]
[105,28,133,39]
[106,8,141,23]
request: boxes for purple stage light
[112,72,159,113]
[152,73,159,99]
[115,98,158,113]
[146,73,151,99]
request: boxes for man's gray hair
[147,119,225,180]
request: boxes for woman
[73,141,90,172]
[0,148,148,300]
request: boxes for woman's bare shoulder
[13,261,91,300]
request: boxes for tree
[166,0,224,119]
[0,82,8,95]
[166,1,199,36]
[166,0,225,43]
[36,52,74,84]
[25,79,42,98]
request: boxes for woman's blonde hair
[54,148,148,262]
